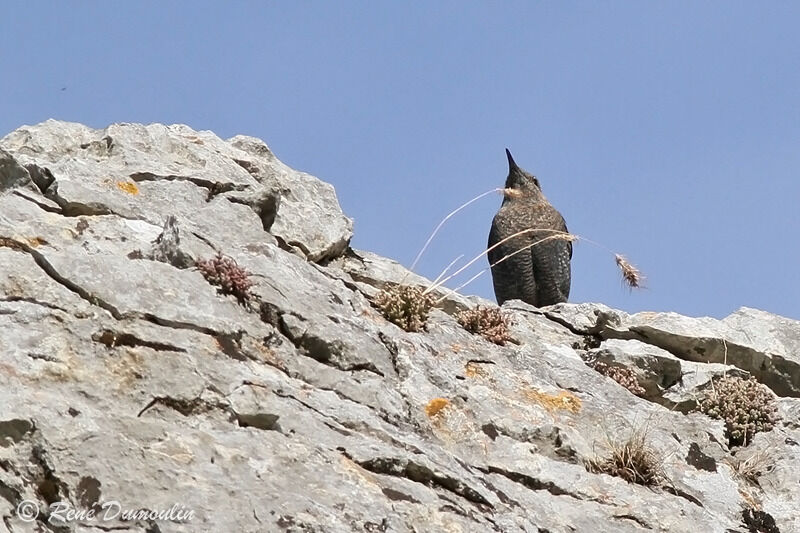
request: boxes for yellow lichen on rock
[425,398,451,417]
[116,181,139,195]
[465,361,489,378]
[524,389,582,413]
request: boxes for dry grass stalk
[586,428,665,486]
[722,338,729,369]
[431,254,465,287]
[424,228,576,297]
[443,231,578,299]
[409,187,505,272]
[726,446,775,485]
[406,187,644,299]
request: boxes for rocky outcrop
[1,120,352,262]
[0,120,797,533]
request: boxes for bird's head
[503,149,545,201]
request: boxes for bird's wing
[529,210,572,305]
[488,216,538,306]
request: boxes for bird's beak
[505,149,518,172]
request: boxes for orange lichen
[116,181,140,195]
[524,389,582,413]
[425,398,450,417]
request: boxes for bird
[487,149,572,307]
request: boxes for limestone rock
[1,119,352,262]
[0,121,797,533]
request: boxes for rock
[586,338,683,398]
[0,120,797,533]
[141,215,197,269]
[227,135,353,262]
[331,247,486,314]
[1,120,352,262]
[0,147,33,192]
[548,303,800,397]
[586,338,750,411]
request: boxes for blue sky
[2,2,799,320]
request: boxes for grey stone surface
[1,119,352,262]
[0,147,33,192]
[548,303,800,397]
[0,120,797,533]
[587,338,750,411]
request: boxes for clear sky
[2,3,799,320]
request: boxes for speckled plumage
[488,150,572,307]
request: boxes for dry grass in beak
[409,187,505,272]
[403,184,645,299]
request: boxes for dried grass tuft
[586,429,665,486]
[726,446,775,485]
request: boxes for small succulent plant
[373,284,433,332]
[196,253,254,305]
[456,306,513,345]
[592,362,646,397]
[698,376,779,447]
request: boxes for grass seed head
[615,254,643,289]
